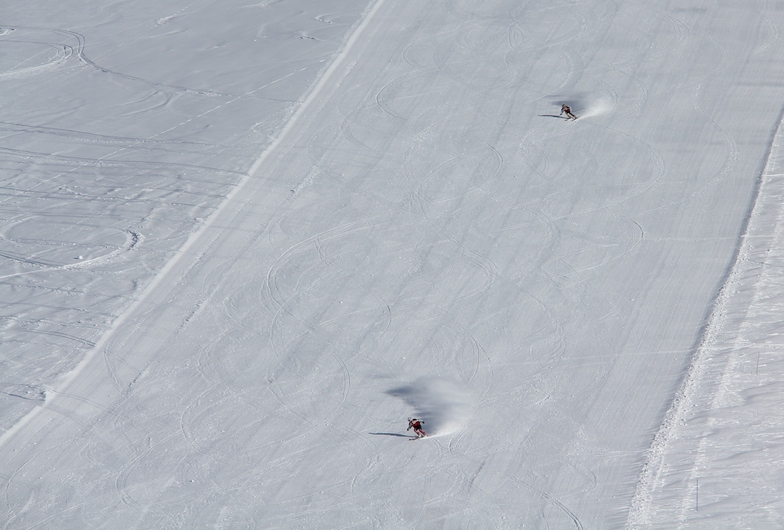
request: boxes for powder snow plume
[577,96,614,119]
[387,376,473,437]
[552,93,614,120]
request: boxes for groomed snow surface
[1,0,783,527]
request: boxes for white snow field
[2,0,784,527]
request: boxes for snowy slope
[2,0,784,528]
[0,0,370,435]
[630,109,784,528]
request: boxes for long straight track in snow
[0,0,387,453]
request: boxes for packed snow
[1,0,784,527]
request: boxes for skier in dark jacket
[407,418,426,438]
[560,104,577,120]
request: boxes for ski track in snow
[0,0,383,452]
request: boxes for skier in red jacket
[407,418,426,438]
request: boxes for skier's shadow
[369,432,416,439]
[538,114,570,119]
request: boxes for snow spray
[576,96,614,119]
[387,376,473,437]
[552,93,614,120]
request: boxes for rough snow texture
[1,0,784,528]
[628,109,784,528]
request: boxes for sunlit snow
[2,0,784,527]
